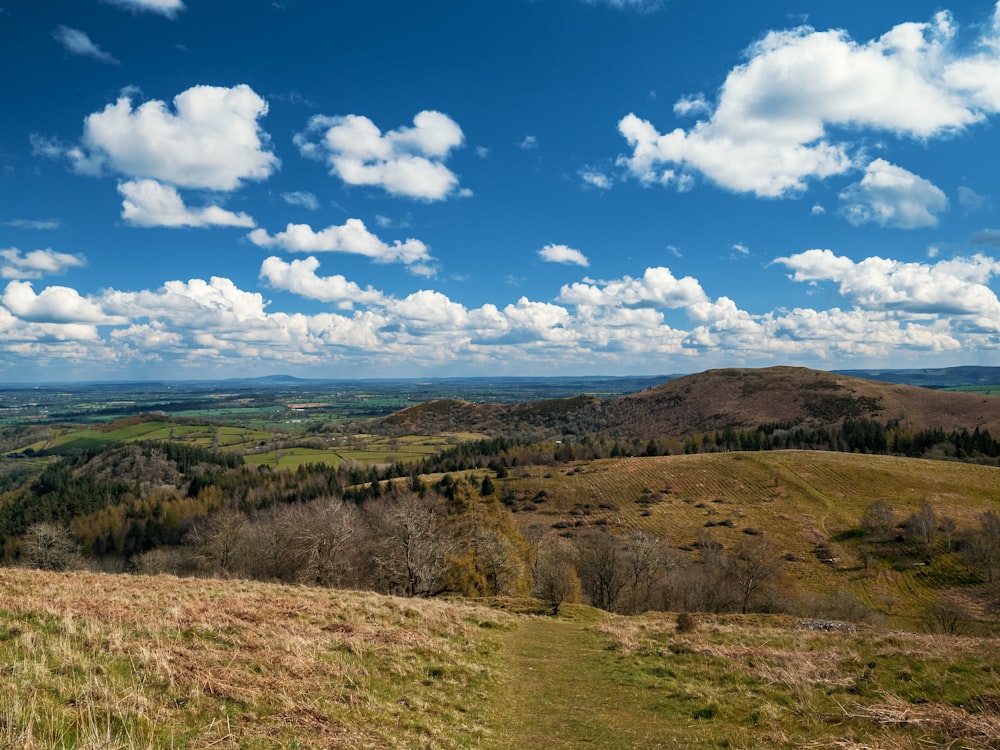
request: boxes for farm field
[10,416,487,470]
[3,569,999,749]
[242,434,469,470]
[0,376,665,428]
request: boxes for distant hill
[381,366,1000,438]
[836,365,1000,388]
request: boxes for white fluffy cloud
[559,266,709,309]
[101,276,269,327]
[248,219,432,266]
[119,180,255,228]
[618,7,1000,198]
[101,0,185,17]
[0,249,86,280]
[71,85,278,191]
[2,281,124,325]
[5,247,999,374]
[294,111,465,201]
[260,256,386,309]
[775,249,1000,319]
[52,26,119,65]
[839,159,948,228]
[539,244,590,267]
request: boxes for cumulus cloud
[259,256,386,309]
[248,219,432,266]
[294,110,465,201]
[618,7,1000,198]
[67,85,278,191]
[839,159,948,228]
[119,180,255,228]
[0,248,86,279]
[559,266,709,310]
[519,135,539,150]
[2,281,125,325]
[774,249,1000,318]
[52,26,119,65]
[5,248,1000,373]
[101,276,269,327]
[539,244,590,267]
[100,0,185,17]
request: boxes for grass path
[486,613,674,749]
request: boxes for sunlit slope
[501,451,1000,618]
[381,366,1000,438]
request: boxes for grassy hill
[381,366,1000,438]
[3,569,1000,749]
[494,450,1000,628]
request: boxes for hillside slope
[609,366,1000,435]
[4,570,1000,749]
[496,449,1000,624]
[381,366,1000,438]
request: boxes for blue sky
[2,0,1000,382]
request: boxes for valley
[1,365,1000,747]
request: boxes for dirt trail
[487,616,673,749]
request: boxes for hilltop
[381,365,1000,438]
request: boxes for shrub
[676,611,697,633]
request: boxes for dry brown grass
[505,449,1000,625]
[0,569,511,748]
[592,612,1000,749]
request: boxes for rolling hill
[381,366,1000,438]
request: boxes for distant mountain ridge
[381,366,1000,439]
[836,366,1000,388]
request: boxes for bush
[676,611,697,633]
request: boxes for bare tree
[963,510,1000,583]
[21,523,81,571]
[619,530,672,613]
[474,526,532,597]
[922,598,969,635]
[533,538,581,615]
[367,491,452,597]
[575,530,627,612]
[905,500,937,558]
[728,536,783,614]
[187,508,250,577]
[293,499,364,588]
[861,499,895,536]
[696,530,738,613]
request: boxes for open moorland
[2,570,1000,749]
[2,366,1000,746]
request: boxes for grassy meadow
[2,569,1000,749]
[497,451,1000,629]
[0,569,511,749]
